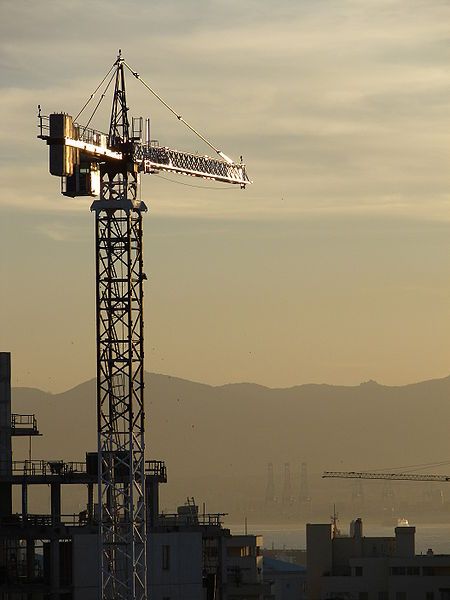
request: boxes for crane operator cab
[63,162,100,197]
[47,113,104,198]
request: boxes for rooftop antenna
[331,504,340,538]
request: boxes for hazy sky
[1,0,449,392]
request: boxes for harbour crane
[38,51,251,600]
[323,471,450,482]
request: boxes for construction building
[0,351,274,599]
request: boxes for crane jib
[139,150,249,185]
[323,471,450,482]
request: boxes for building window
[359,593,368,600]
[378,593,388,600]
[396,593,407,600]
[355,566,363,576]
[162,545,170,571]
[227,545,251,557]
[204,546,218,558]
[426,593,434,600]
[391,566,406,575]
[406,566,420,576]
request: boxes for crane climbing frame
[38,52,251,600]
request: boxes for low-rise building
[263,556,306,600]
[307,518,450,599]
[148,500,274,600]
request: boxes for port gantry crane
[38,52,251,600]
[323,471,450,482]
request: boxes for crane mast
[95,59,146,600]
[38,53,250,600]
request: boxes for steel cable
[74,62,116,122]
[122,60,235,165]
[82,69,117,132]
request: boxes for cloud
[35,221,83,242]
[0,0,449,220]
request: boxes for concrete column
[87,483,94,522]
[395,526,415,557]
[26,538,35,581]
[145,475,159,529]
[50,483,62,598]
[51,483,61,525]
[0,353,12,517]
[50,538,60,599]
[22,483,28,523]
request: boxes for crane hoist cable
[74,62,116,122]
[123,60,236,165]
[371,459,450,473]
[156,173,238,190]
[373,459,450,474]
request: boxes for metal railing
[37,113,49,138]
[0,513,93,527]
[75,123,109,147]
[157,512,226,527]
[37,112,110,148]
[0,460,87,477]
[145,460,167,480]
[11,414,39,432]
[0,458,165,479]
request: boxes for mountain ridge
[9,371,450,513]
[13,371,450,398]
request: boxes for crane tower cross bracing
[38,53,251,600]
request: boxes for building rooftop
[263,556,306,573]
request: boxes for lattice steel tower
[38,52,250,600]
[281,462,293,506]
[265,462,276,505]
[94,59,146,600]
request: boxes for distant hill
[11,373,450,513]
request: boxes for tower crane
[323,471,450,482]
[38,52,251,600]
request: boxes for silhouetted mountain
[11,373,450,515]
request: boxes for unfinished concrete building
[0,353,273,600]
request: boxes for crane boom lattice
[323,471,450,482]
